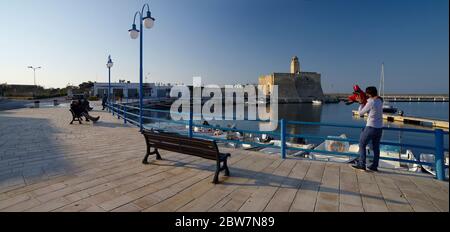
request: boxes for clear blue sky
[0,0,448,93]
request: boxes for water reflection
[276,104,323,144]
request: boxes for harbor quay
[0,103,448,212]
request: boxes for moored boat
[419,152,449,179]
[312,100,323,105]
[258,140,315,157]
[383,104,398,114]
[309,134,355,163]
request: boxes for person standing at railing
[102,94,108,110]
[352,86,384,172]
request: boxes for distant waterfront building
[93,82,172,99]
[259,56,324,103]
[0,84,43,98]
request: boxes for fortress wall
[273,73,301,101]
[295,73,324,100]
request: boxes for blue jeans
[358,127,383,168]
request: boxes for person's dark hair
[366,86,378,97]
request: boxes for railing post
[434,129,445,181]
[117,105,121,119]
[123,105,127,124]
[112,103,115,116]
[139,102,143,132]
[188,110,193,138]
[280,119,286,159]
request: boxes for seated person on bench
[70,100,100,123]
[81,99,94,111]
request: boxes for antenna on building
[145,73,151,84]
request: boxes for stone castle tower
[259,56,324,103]
[290,56,300,74]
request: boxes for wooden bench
[70,109,83,124]
[142,129,231,184]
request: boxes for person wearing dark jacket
[81,99,93,111]
[102,95,108,110]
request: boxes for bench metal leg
[143,142,152,164]
[213,170,220,184]
[143,146,162,164]
[223,159,230,177]
[213,161,221,184]
[155,149,162,160]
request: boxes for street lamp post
[107,56,114,111]
[28,66,42,98]
[27,66,41,86]
[129,3,155,131]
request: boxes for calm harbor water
[144,101,449,156]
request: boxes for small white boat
[309,135,354,163]
[419,152,449,179]
[269,140,315,156]
[259,140,315,157]
[383,104,398,114]
[257,97,270,104]
[255,134,274,143]
[257,100,267,104]
[401,150,422,172]
[312,100,323,105]
[211,130,257,149]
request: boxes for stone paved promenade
[0,103,448,212]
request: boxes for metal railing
[106,102,449,181]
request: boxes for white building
[93,82,172,99]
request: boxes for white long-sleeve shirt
[358,98,383,128]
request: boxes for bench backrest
[142,130,219,160]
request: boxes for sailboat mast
[381,63,385,98]
[379,64,383,97]
[379,62,398,113]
